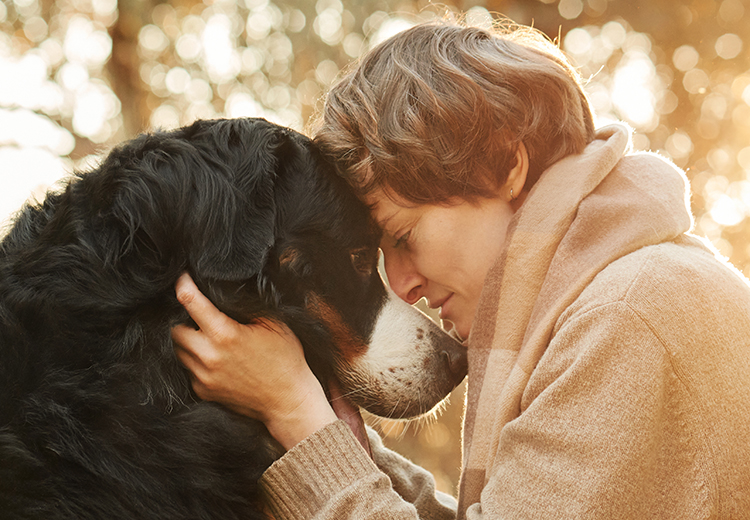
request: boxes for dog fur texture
[0,118,466,519]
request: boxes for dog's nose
[442,345,468,384]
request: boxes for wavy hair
[313,19,596,204]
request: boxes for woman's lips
[437,293,454,320]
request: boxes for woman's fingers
[175,272,234,338]
[172,325,215,397]
[172,323,213,371]
[171,273,338,448]
[172,322,200,353]
[172,336,203,377]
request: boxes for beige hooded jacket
[259,125,750,519]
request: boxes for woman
[172,20,750,518]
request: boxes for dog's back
[0,117,469,519]
[0,118,352,519]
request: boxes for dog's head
[7,118,466,419]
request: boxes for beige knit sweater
[259,125,750,519]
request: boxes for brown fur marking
[306,292,368,361]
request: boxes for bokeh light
[2,0,749,495]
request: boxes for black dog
[0,118,466,519]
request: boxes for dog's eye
[350,248,373,276]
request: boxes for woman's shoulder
[558,235,750,337]
[534,235,750,513]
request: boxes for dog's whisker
[327,383,369,405]
[387,394,403,421]
[334,386,368,400]
[2,116,471,519]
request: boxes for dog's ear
[278,245,313,279]
[186,118,284,281]
[104,118,289,282]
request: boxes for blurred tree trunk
[107,0,154,137]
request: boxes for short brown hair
[313,19,596,204]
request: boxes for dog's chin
[337,289,468,421]
[360,397,447,421]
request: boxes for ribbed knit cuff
[259,420,381,519]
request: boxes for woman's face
[368,191,517,341]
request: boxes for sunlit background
[1,0,749,495]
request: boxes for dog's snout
[358,293,469,418]
[441,345,468,384]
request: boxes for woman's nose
[383,250,425,305]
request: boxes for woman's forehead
[365,191,418,230]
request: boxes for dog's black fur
[0,118,391,519]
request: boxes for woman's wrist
[265,379,338,451]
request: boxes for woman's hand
[171,273,337,450]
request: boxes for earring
[509,188,516,201]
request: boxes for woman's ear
[503,142,529,203]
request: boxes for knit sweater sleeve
[259,420,456,520]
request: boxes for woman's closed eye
[394,230,411,249]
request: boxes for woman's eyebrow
[374,211,397,231]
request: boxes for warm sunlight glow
[3,0,750,494]
[0,146,69,229]
[611,52,657,128]
[710,194,745,227]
